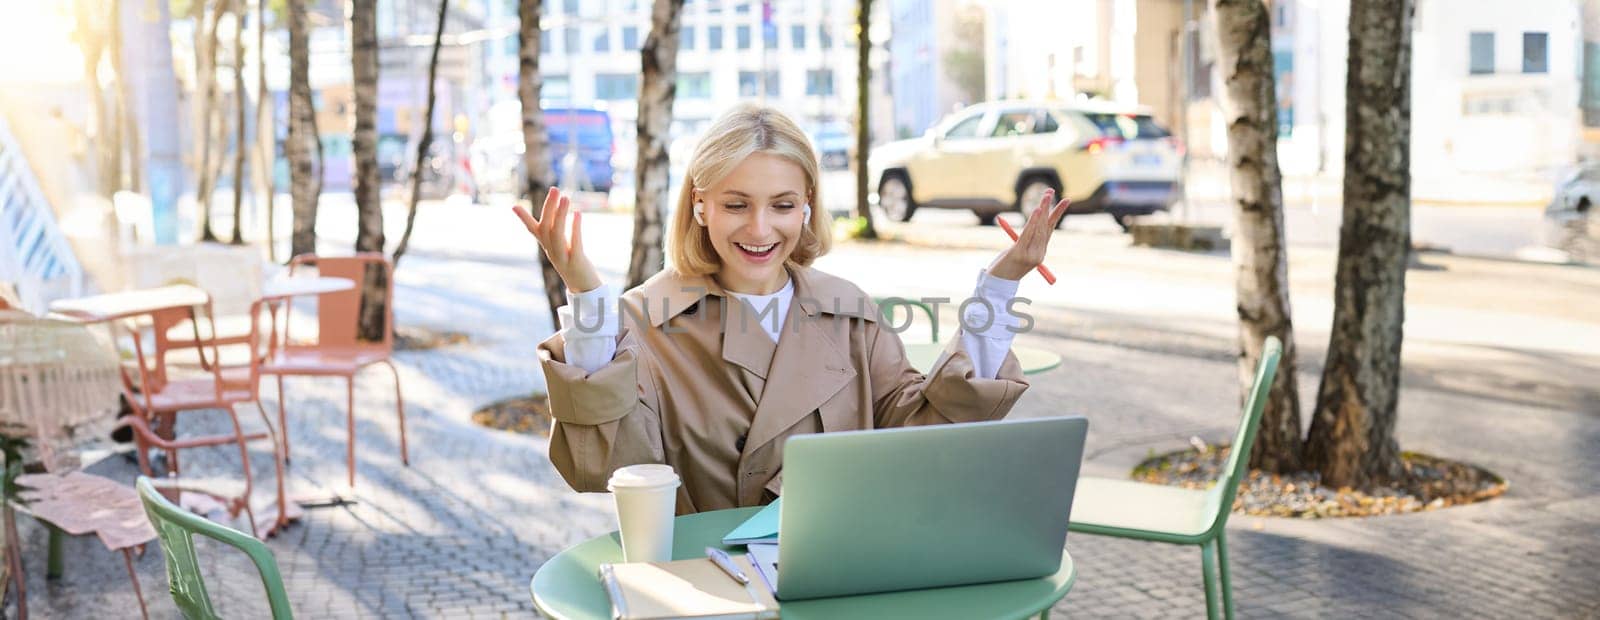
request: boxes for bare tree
[626,0,685,289]
[1209,0,1303,472]
[1305,0,1417,489]
[196,0,225,241]
[287,0,319,258]
[392,0,449,268]
[255,0,277,260]
[73,0,119,197]
[520,0,565,328]
[351,0,386,341]
[114,0,140,194]
[230,0,248,244]
[942,4,985,106]
[852,0,878,239]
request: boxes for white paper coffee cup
[608,464,681,563]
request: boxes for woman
[515,104,1069,515]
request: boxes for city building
[518,0,893,178]
[1135,0,1594,205]
[888,0,979,139]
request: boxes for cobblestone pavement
[17,208,1600,618]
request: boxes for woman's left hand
[988,189,1070,281]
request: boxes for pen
[705,547,750,585]
[996,217,1058,285]
[599,563,629,620]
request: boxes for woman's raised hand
[512,187,602,293]
[988,189,1070,281]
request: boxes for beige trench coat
[537,265,1030,514]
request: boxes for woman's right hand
[512,187,602,293]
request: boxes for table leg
[121,548,148,620]
[252,400,295,538]
[45,526,62,579]
[5,499,27,619]
[3,441,27,619]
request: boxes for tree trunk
[114,0,141,194]
[627,0,684,289]
[74,0,116,197]
[1305,0,1415,490]
[393,0,449,269]
[520,0,565,329]
[230,0,248,245]
[1209,0,1302,473]
[197,0,225,242]
[287,0,319,259]
[852,0,878,239]
[351,0,387,342]
[255,0,275,260]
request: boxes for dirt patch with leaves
[394,326,471,351]
[1133,444,1506,518]
[471,394,552,437]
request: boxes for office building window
[536,31,548,54]
[681,25,696,50]
[562,0,578,14]
[805,69,833,95]
[1586,42,1600,126]
[564,27,578,54]
[545,75,570,100]
[623,26,640,51]
[594,28,610,53]
[708,25,724,50]
[819,24,832,49]
[1469,32,1494,75]
[738,70,780,97]
[678,72,712,99]
[595,73,639,100]
[791,24,805,49]
[763,24,777,49]
[1523,32,1548,74]
[737,25,751,49]
[735,1,749,13]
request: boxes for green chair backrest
[873,297,940,342]
[1201,336,1282,536]
[135,477,294,620]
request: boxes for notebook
[599,554,780,620]
[720,499,780,546]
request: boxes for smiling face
[697,152,811,295]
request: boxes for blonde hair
[668,104,833,276]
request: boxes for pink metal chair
[112,297,282,538]
[261,253,407,487]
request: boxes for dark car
[1543,162,1600,262]
[471,105,615,195]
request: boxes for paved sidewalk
[16,213,1600,618]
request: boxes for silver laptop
[774,416,1088,600]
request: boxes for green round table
[904,342,1063,375]
[530,507,1076,620]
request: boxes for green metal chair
[135,477,294,619]
[873,296,940,342]
[1066,336,1282,620]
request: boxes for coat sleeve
[867,321,1030,428]
[538,327,666,493]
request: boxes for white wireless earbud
[693,202,706,226]
[802,204,812,228]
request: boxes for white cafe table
[48,285,210,323]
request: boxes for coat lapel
[721,297,777,380]
[741,270,863,453]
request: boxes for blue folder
[721,498,781,545]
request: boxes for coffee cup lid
[608,464,680,490]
